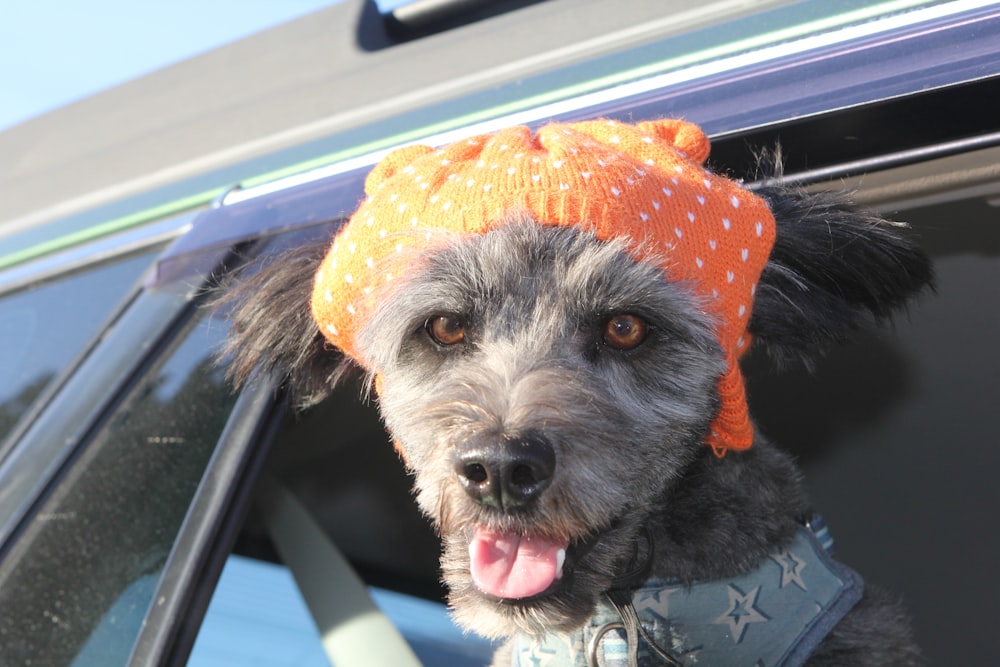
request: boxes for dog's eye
[426,315,466,346]
[603,314,648,351]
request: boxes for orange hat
[311,119,776,454]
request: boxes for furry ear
[748,182,934,368]
[215,237,358,408]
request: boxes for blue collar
[512,519,863,666]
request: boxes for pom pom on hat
[311,118,776,455]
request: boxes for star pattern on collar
[771,548,808,591]
[714,584,769,643]
[633,585,680,621]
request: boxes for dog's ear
[215,237,357,408]
[747,181,934,368]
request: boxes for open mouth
[465,515,632,602]
[468,526,568,600]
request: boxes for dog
[222,119,930,665]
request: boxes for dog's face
[356,219,725,637]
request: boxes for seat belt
[256,474,423,667]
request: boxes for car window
[0,305,237,666]
[0,249,160,445]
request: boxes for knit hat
[311,119,776,454]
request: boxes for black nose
[453,434,555,510]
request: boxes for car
[1,0,999,664]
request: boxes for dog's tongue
[469,527,567,599]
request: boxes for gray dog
[223,119,930,665]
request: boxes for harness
[511,518,863,667]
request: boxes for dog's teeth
[556,548,566,579]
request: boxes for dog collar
[510,519,863,667]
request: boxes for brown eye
[426,315,466,346]
[603,314,648,351]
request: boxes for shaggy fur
[221,182,931,665]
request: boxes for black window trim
[709,76,1000,187]
[127,373,288,667]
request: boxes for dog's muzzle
[453,433,555,511]
[454,433,567,600]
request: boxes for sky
[0,0,338,131]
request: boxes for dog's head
[222,119,932,639]
[356,218,724,635]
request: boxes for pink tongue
[469,527,567,599]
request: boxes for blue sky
[0,0,337,131]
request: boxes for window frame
[128,374,288,666]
